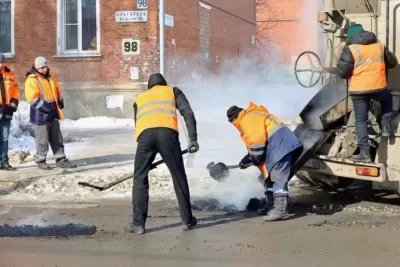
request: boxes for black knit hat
[227,106,243,122]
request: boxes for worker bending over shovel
[227,102,303,221]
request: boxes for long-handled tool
[78,149,189,191]
[206,161,240,182]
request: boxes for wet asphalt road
[1,189,400,267]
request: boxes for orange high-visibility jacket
[348,42,387,92]
[25,73,64,119]
[233,102,284,178]
[135,85,178,140]
[0,68,20,107]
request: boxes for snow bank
[1,162,264,211]
[60,117,134,131]
[10,101,35,151]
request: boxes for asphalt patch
[0,223,97,237]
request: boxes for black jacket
[133,75,197,141]
[337,31,398,93]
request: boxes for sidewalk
[0,128,136,196]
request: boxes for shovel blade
[207,162,231,182]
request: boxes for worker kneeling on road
[227,102,303,221]
[337,24,398,163]
[24,57,76,170]
[125,73,199,234]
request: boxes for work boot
[182,216,197,231]
[257,192,274,215]
[381,123,394,137]
[0,162,16,171]
[351,152,372,163]
[263,194,290,222]
[37,161,51,170]
[56,158,77,169]
[124,222,145,234]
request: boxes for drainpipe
[159,0,165,76]
[386,0,390,48]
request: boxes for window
[0,0,14,56]
[57,0,100,56]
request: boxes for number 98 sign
[121,38,140,56]
[137,0,148,9]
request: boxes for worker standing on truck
[227,102,303,221]
[125,73,199,234]
[337,24,398,163]
[24,57,77,170]
[0,53,20,171]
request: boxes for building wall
[256,0,321,67]
[164,0,256,83]
[2,0,255,118]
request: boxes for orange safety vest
[348,42,387,92]
[25,73,64,119]
[0,68,19,105]
[233,102,284,178]
[135,85,178,140]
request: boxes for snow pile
[1,162,264,211]
[9,101,35,151]
[60,117,134,131]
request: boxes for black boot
[351,152,371,163]
[0,162,16,171]
[124,222,145,234]
[257,192,274,215]
[182,216,197,231]
[263,194,290,221]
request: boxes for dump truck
[289,0,400,195]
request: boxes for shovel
[78,149,189,191]
[206,161,240,182]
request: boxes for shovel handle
[79,149,189,191]
[226,164,240,169]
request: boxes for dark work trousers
[351,90,393,154]
[132,127,193,227]
[268,153,292,195]
[32,120,66,163]
[0,120,10,163]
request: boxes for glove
[239,154,254,169]
[188,140,199,153]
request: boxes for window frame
[0,0,15,58]
[56,0,101,57]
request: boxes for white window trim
[1,0,15,58]
[56,0,101,57]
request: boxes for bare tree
[255,0,279,54]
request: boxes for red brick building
[1,0,255,84]
[256,0,322,67]
[0,0,256,118]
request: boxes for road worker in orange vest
[227,102,303,221]
[25,56,76,170]
[0,53,20,171]
[337,24,398,163]
[125,73,199,234]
